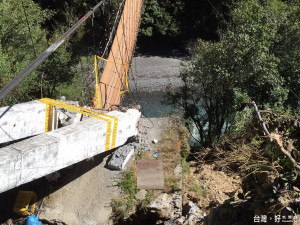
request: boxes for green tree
[0,0,49,104]
[272,0,300,107]
[140,0,184,37]
[0,0,77,105]
[165,0,300,146]
[181,0,226,40]
[139,0,226,40]
[222,0,300,108]
[33,0,121,55]
[165,40,245,146]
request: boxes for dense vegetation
[165,0,300,146]
[0,0,119,105]
[140,0,225,40]
[163,0,300,219]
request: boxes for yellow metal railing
[94,55,129,108]
[38,98,118,151]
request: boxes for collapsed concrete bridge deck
[0,101,141,193]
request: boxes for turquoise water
[123,91,203,145]
[122,91,178,118]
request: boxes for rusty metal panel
[137,160,164,190]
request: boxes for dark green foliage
[0,0,121,105]
[165,40,247,146]
[165,0,300,146]
[222,0,300,108]
[0,0,227,105]
[0,0,51,104]
[181,0,226,40]
[32,0,121,54]
[140,0,184,37]
[139,0,226,40]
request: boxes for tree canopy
[1,0,299,115]
[0,0,51,104]
[165,0,300,146]
[0,0,119,105]
[139,0,225,40]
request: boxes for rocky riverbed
[129,54,186,93]
[123,50,188,118]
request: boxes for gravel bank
[123,52,188,117]
[129,54,187,93]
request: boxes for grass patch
[159,117,190,192]
[112,167,155,221]
[182,158,190,178]
[191,181,208,198]
[120,170,137,197]
[164,177,180,192]
[140,190,154,209]
[111,169,138,219]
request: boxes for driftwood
[250,101,300,171]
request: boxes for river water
[122,54,185,118]
[122,91,177,118]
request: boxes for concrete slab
[108,145,135,170]
[0,109,141,193]
[137,160,164,190]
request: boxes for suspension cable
[0,0,107,102]
[20,0,37,58]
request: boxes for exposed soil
[38,152,121,225]
[184,164,242,212]
[1,117,172,225]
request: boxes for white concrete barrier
[0,101,46,144]
[0,109,141,193]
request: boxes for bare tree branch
[269,133,300,171]
[251,101,300,171]
[251,101,272,140]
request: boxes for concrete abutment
[0,101,141,193]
